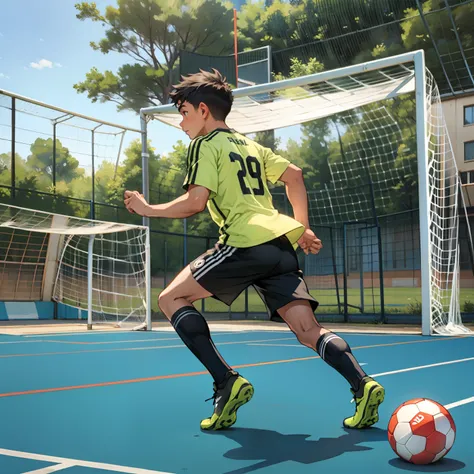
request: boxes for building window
[460,170,474,184]
[465,105,474,125]
[465,141,474,161]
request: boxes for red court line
[0,336,466,398]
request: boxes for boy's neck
[201,121,230,135]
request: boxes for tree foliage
[74,0,236,111]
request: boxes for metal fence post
[11,97,15,199]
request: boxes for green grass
[150,287,474,314]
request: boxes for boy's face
[178,101,207,139]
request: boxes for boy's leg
[277,299,384,428]
[277,300,366,391]
[159,264,253,430]
[253,235,384,428]
[159,264,231,386]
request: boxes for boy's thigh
[252,234,319,319]
[188,238,285,306]
[254,270,319,320]
[187,234,319,316]
[161,264,213,302]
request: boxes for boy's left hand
[124,190,150,216]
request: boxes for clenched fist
[297,228,322,255]
[124,190,149,217]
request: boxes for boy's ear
[198,102,210,118]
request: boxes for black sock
[316,332,367,393]
[171,306,231,386]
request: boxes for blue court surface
[0,324,472,474]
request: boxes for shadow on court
[205,426,388,474]
[388,458,466,472]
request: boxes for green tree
[74,0,236,111]
[238,0,296,52]
[273,56,332,191]
[238,0,416,74]
[0,153,32,188]
[25,138,83,192]
[400,0,474,91]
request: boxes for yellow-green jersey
[183,128,305,248]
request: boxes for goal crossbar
[141,50,421,134]
[0,203,146,235]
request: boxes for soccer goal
[0,203,151,330]
[139,49,473,336]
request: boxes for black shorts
[190,235,319,318]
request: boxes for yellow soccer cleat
[343,376,385,429]
[200,371,254,431]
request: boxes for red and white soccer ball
[388,398,456,464]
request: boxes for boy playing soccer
[124,69,385,431]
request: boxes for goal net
[0,203,151,330]
[140,50,473,336]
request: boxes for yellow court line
[0,335,468,398]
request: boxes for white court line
[0,340,60,345]
[0,338,181,346]
[0,337,189,346]
[0,337,300,359]
[446,396,474,410]
[370,356,474,378]
[1,397,471,474]
[248,343,304,348]
[23,331,136,338]
[22,463,73,473]
[23,331,246,339]
[20,332,421,345]
[2,401,472,474]
[0,448,172,474]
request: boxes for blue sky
[0,0,297,173]
[0,0,182,163]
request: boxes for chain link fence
[1,185,472,323]
[1,86,473,324]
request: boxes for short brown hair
[169,69,233,121]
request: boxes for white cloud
[55,62,63,68]
[0,73,10,79]
[40,38,44,42]
[30,59,53,70]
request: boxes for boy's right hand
[297,229,322,255]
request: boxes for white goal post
[0,203,152,330]
[139,49,473,336]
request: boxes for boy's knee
[293,320,323,348]
[158,287,174,316]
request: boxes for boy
[124,69,384,431]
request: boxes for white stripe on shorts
[192,245,230,279]
[193,246,238,281]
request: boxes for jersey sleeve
[182,138,219,197]
[261,146,291,184]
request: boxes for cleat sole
[344,383,385,429]
[201,379,254,431]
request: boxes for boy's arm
[278,164,323,255]
[124,139,217,218]
[278,164,310,229]
[261,146,310,229]
[124,186,209,218]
